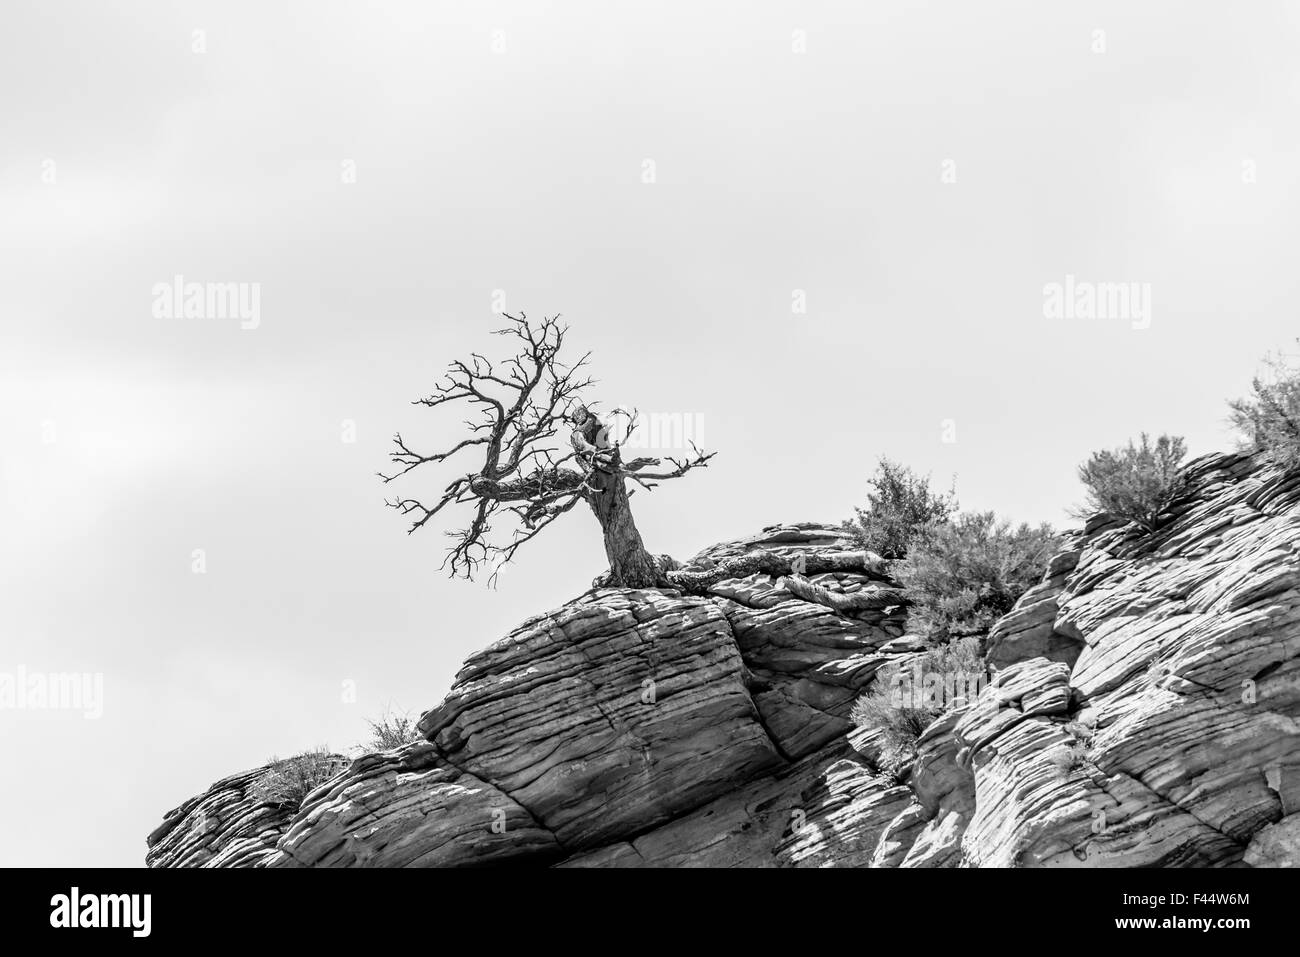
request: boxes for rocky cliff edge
[147,452,1300,867]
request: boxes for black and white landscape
[3,1,1299,893]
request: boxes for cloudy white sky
[3,0,1299,867]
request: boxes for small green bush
[250,747,345,810]
[851,637,987,780]
[897,512,1059,641]
[842,457,957,560]
[361,708,423,752]
[1228,346,1300,468]
[1075,432,1188,532]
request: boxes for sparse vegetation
[360,708,423,753]
[1228,345,1300,468]
[852,692,935,782]
[842,457,957,560]
[1075,432,1188,533]
[1047,742,1089,775]
[250,747,345,810]
[896,512,1059,642]
[851,637,987,780]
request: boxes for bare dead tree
[380,314,715,587]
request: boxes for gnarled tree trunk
[586,451,660,587]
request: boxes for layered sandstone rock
[148,458,1300,866]
[150,523,912,868]
[945,452,1300,867]
[146,758,348,868]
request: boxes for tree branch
[381,314,715,582]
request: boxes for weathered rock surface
[966,452,1300,866]
[150,523,910,867]
[146,759,348,868]
[148,458,1300,866]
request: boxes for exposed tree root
[662,549,906,609]
[774,572,908,613]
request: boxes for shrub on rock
[851,637,986,780]
[360,708,423,753]
[250,748,346,810]
[1075,432,1188,533]
[1228,346,1300,468]
[842,457,957,560]
[896,512,1059,642]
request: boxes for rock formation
[147,452,1300,867]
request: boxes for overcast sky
[3,0,1299,867]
